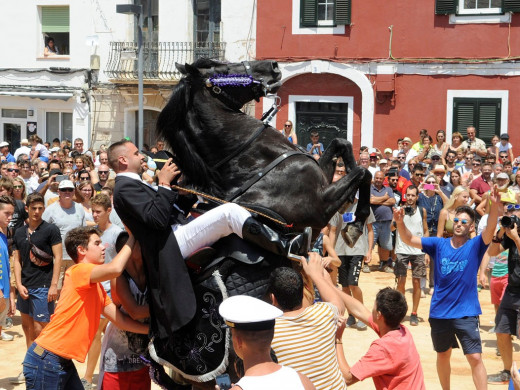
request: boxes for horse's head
[176,59,282,108]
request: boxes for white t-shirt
[42,202,86,260]
[496,142,513,153]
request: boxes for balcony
[105,41,226,82]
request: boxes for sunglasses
[415,173,424,177]
[59,188,74,192]
[13,185,23,189]
[425,181,436,184]
[397,157,406,160]
[506,204,520,211]
[7,169,19,173]
[65,160,73,164]
[284,124,292,128]
[472,163,481,166]
[98,171,109,174]
[453,217,469,225]
[79,177,89,181]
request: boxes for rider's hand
[157,158,180,187]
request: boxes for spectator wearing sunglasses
[281,120,298,145]
[485,192,520,384]
[395,186,502,389]
[93,164,110,192]
[5,163,19,180]
[495,133,514,164]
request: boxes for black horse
[151,59,372,388]
[157,58,371,242]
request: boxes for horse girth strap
[214,123,269,169]
[226,150,306,202]
[170,184,291,227]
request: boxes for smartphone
[215,374,232,390]
[287,253,304,262]
[56,175,68,182]
[423,184,435,190]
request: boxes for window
[41,6,70,56]
[1,109,27,119]
[193,0,221,59]
[46,112,72,142]
[300,0,351,27]
[436,0,520,15]
[458,0,501,14]
[453,98,500,146]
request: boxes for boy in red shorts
[22,227,148,389]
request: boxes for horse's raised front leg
[320,166,366,225]
[341,168,372,247]
[319,138,356,183]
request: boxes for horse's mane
[156,64,220,190]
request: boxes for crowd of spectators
[1,125,520,389]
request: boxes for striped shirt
[271,302,346,390]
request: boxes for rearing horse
[157,58,371,244]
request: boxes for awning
[0,91,74,101]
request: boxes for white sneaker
[10,371,25,384]
[1,331,13,341]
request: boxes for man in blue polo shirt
[394,186,501,390]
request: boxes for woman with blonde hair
[12,177,26,202]
[281,120,298,145]
[451,131,463,151]
[436,186,471,238]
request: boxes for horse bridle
[204,61,280,111]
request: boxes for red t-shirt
[36,263,112,362]
[469,175,491,197]
[350,317,425,390]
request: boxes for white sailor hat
[219,295,283,331]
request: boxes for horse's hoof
[341,222,363,248]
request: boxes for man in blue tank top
[394,186,501,390]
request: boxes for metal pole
[137,11,144,151]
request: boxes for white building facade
[0,0,256,150]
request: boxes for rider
[108,140,311,334]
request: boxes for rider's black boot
[241,218,312,257]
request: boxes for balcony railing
[105,41,226,81]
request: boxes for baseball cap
[20,139,29,146]
[0,142,9,148]
[384,148,393,154]
[58,180,75,190]
[379,159,388,165]
[500,133,509,140]
[369,152,377,157]
[402,137,412,144]
[497,172,510,180]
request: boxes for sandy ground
[0,260,514,390]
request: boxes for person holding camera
[392,186,428,326]
[485,199,520,384]
[394,185,501,390]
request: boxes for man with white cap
[43,179,86,288]
[14,139,32,161]
[0,142,15,163]
[219,295,315,390]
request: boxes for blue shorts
[16,288,55,323]
[429,316,482,354]
[372,220,393,251]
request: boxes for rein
[170,184,293,228]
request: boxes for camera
[500,215,519,229]
[404,206,414,216]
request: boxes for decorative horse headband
[205,74,261,88]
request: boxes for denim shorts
[372,220,393,250]
[23,343,83,390]
[429,316,482,354]
[16,288,55,323]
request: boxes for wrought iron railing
[105,41,226,81]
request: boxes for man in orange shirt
[21,227,148,389]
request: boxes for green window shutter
[42,6,70,33]
[453,100,475,137]
[477,101,500,146]
[453,98,500,147]
[435,0,457,14]
[335,0,351,25]
[503,0,520,12]
[300,0,318,27]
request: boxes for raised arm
[482,186,501,245]
[394,207,423,249]
[90,235,135,283]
